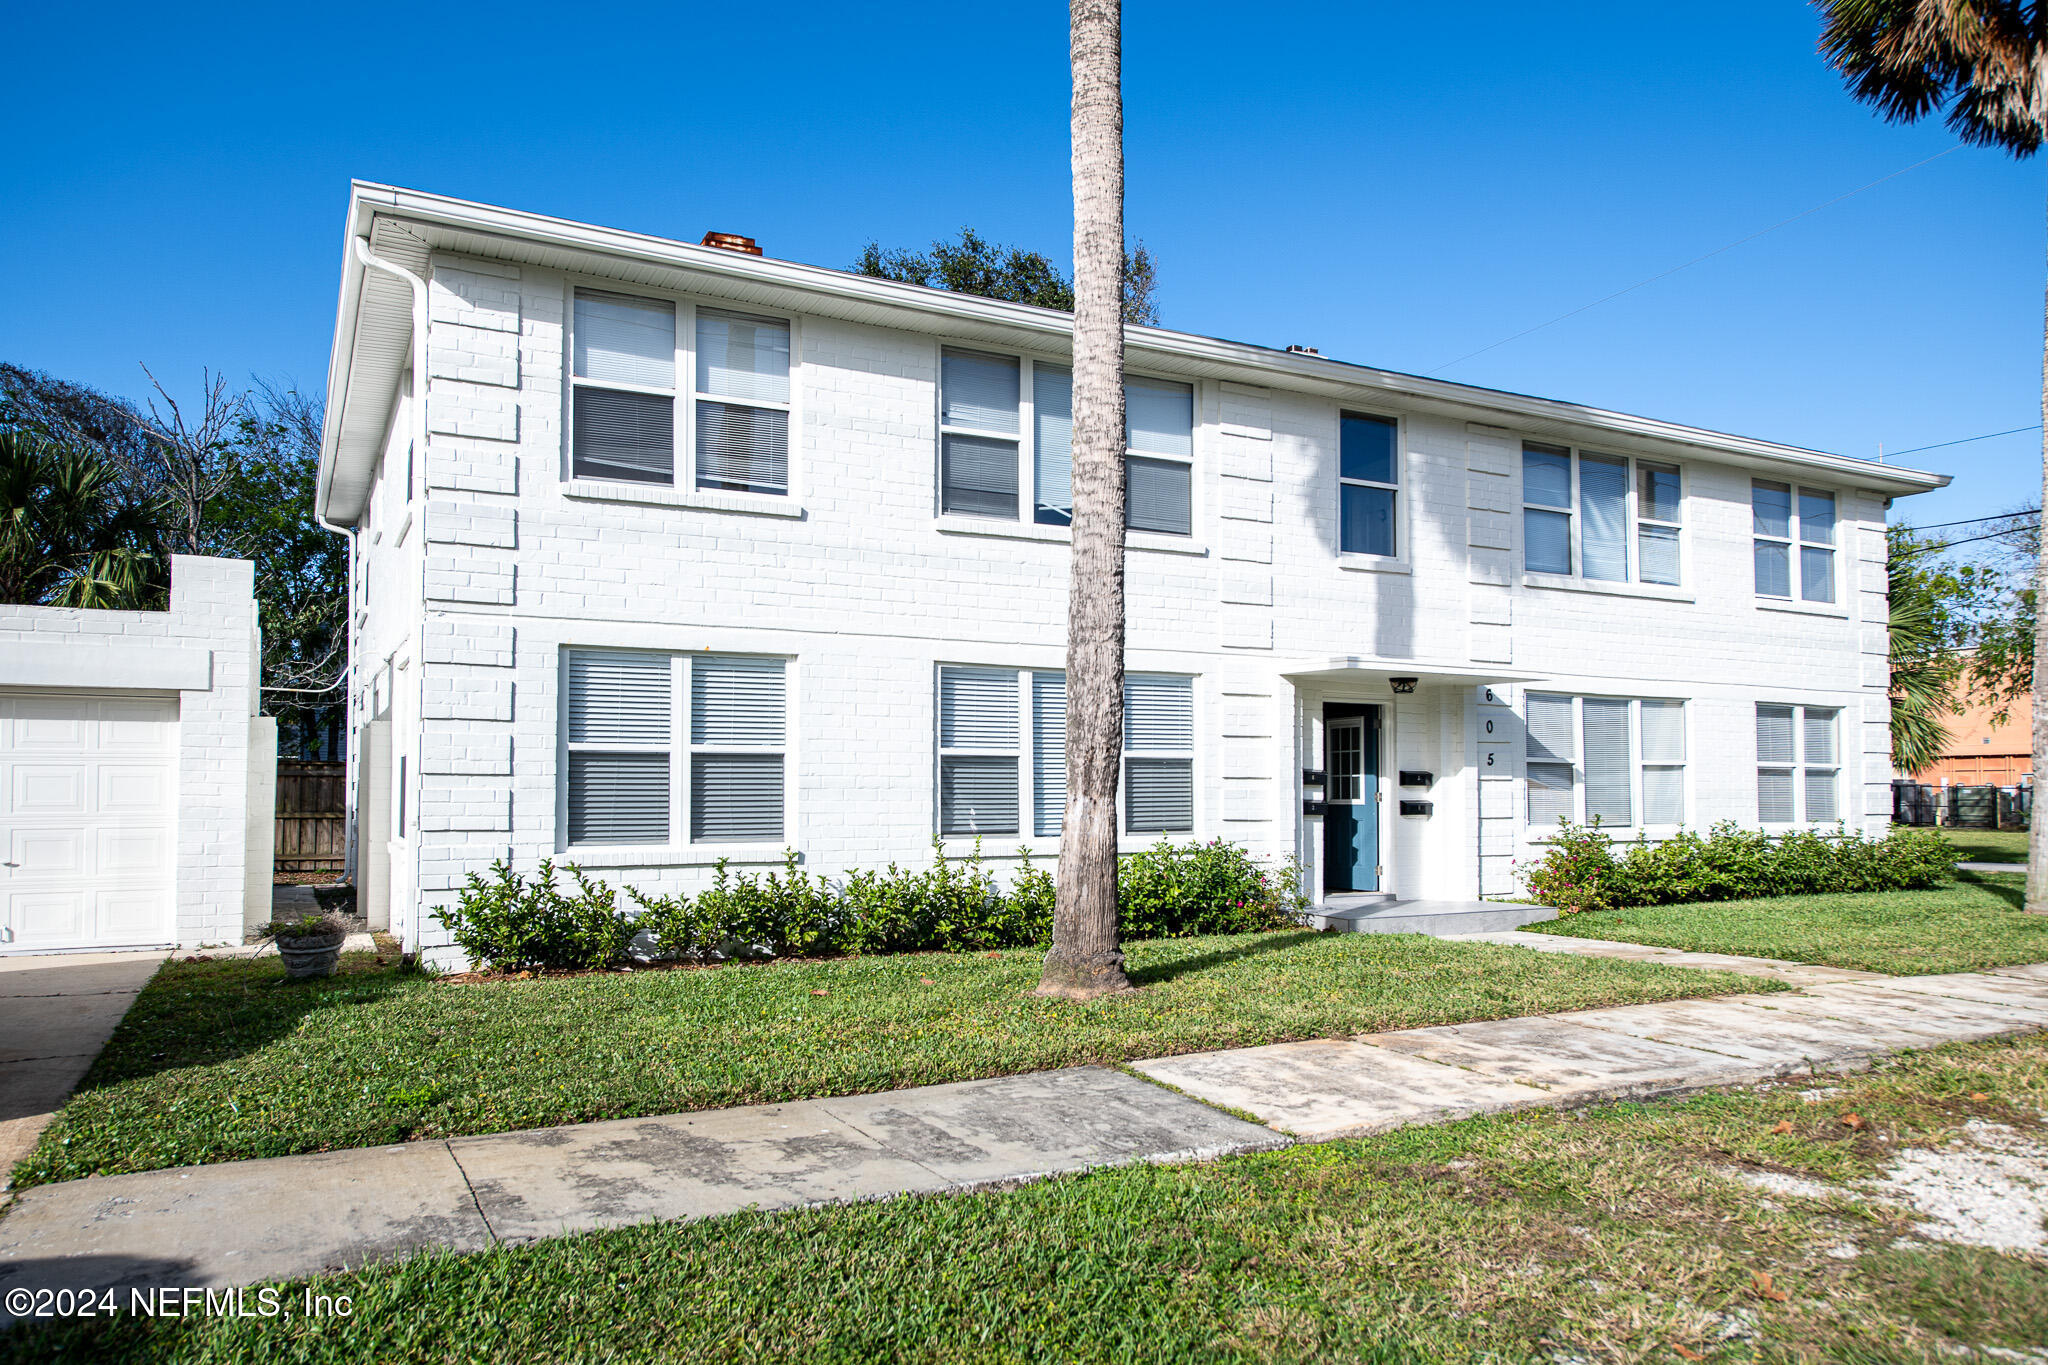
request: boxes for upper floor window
[1522,443,1683,586]
[1525,693,1686,830]
[1339,412,1398,557]
[1756,703,1838,823]
[562,649,786,847]
[1752,482,1836,603]
[938,349,1194,536]
[935,666,1194,839]
[568,289,790,494]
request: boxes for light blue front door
[1324,713,1380,892]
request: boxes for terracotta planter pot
[276,931,346,979]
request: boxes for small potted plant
[262,914,350,979]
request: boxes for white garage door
[0,692,178,953]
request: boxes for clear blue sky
[3,1,2039,527]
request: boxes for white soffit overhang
[318,182,1951,523]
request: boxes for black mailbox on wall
[1398,800,1434,817]
[1301,769,1326,787]
[1302,800,1327,817]
[1398,770,1433,788]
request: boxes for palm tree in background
[0,426,163,610]
[1038,0,1135,999]
[1887,533,1960,773]
[1815,0,2048,909]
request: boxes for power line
[1926,526,2037,550]
[1884,424,2041,458]
[1426,145,1964,377]
[1909,508,2040,532]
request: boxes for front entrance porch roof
[1280,657,1548,688]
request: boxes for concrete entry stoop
[1312,895,1557,936]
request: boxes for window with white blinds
[1757,702,1839,824]
[937,665,1020,835]
[1124,674,1194,832]
[568,293,793,495]
[1522,443,1683,586]
[571,291,677,485]
[1753,483,1838,603]
[695,309,790,495]
[1525,693,1687,830]
[562,649,786,846]
[940,355,1193,535]
[936,667,1195,839]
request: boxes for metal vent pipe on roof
[700,232,762,255]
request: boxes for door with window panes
[1323,708,1380,892]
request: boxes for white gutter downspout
[344,234,432,946]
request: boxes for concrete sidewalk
[3,950,2046,1317]
[1957,860,2025,875]
[0,952,164,1186]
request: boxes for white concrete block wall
[0,554,263,948]
[350,247,1906,959]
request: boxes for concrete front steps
[1310,893,1556,936]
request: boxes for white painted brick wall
[349,250,1910,960]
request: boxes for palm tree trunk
[2030,178,2048,915]
[1038,0,1133,999]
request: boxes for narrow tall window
[1581,697,1633,825]
[937,666,1021,834]
[695,310,790,494]
[1522,444,1574,575]
[1640,699,1686,825]
[1031,671,1067,837]
[1754,700,1850,824]
[1636,462,1681,585]
[565,650,673,844]
[939,350,1021,518]
[1525,692,1576,827]
[1124,376,1194,536]
[571,291,677,485]
[1123,674,1194,832]
[1754,482,1838,602]
[1578,455,1630,582]
[688,656,786,841]
[1033,366,1073,525]
[1339,412,1398,557]
[1799,491,1837,604]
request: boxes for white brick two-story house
[316,183,1947,965]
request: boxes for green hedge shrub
[1520,820,1958,914]
[439,860,639,971]
[447,839,1306,970]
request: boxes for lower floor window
[937,665,1195,838]
[1757,703,1839,823]
[1525,692,1686,830]
[563,649,786,846]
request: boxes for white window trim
[1524,693,1689,833]
[561,279,802,503]
[1752,481,1839,605]
[932,343,1199,538]
[930,663,1202,852]
[1756,702,1842,827]
[1520,443,1686,588]
[1337,409,1407,567]
[555,648,793,858]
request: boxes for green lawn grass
[1530,872,2048,974]
[1927,825,2029,863]
[13,1032,2044,1363]
[11,931,1773,1189]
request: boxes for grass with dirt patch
[1927,825,2029,864]
[11,1032,2045,1363]
[1530,872,2048,974]
[10,931,1774,1189]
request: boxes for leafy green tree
[1817,0,2048,909]
[854,226,1161,326]
[0,425,164,609]
[1887,528,1963,773]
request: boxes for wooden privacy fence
[276,760,346,872]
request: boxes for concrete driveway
[0,952,163,1189]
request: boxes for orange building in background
[1917,672,2031,787]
